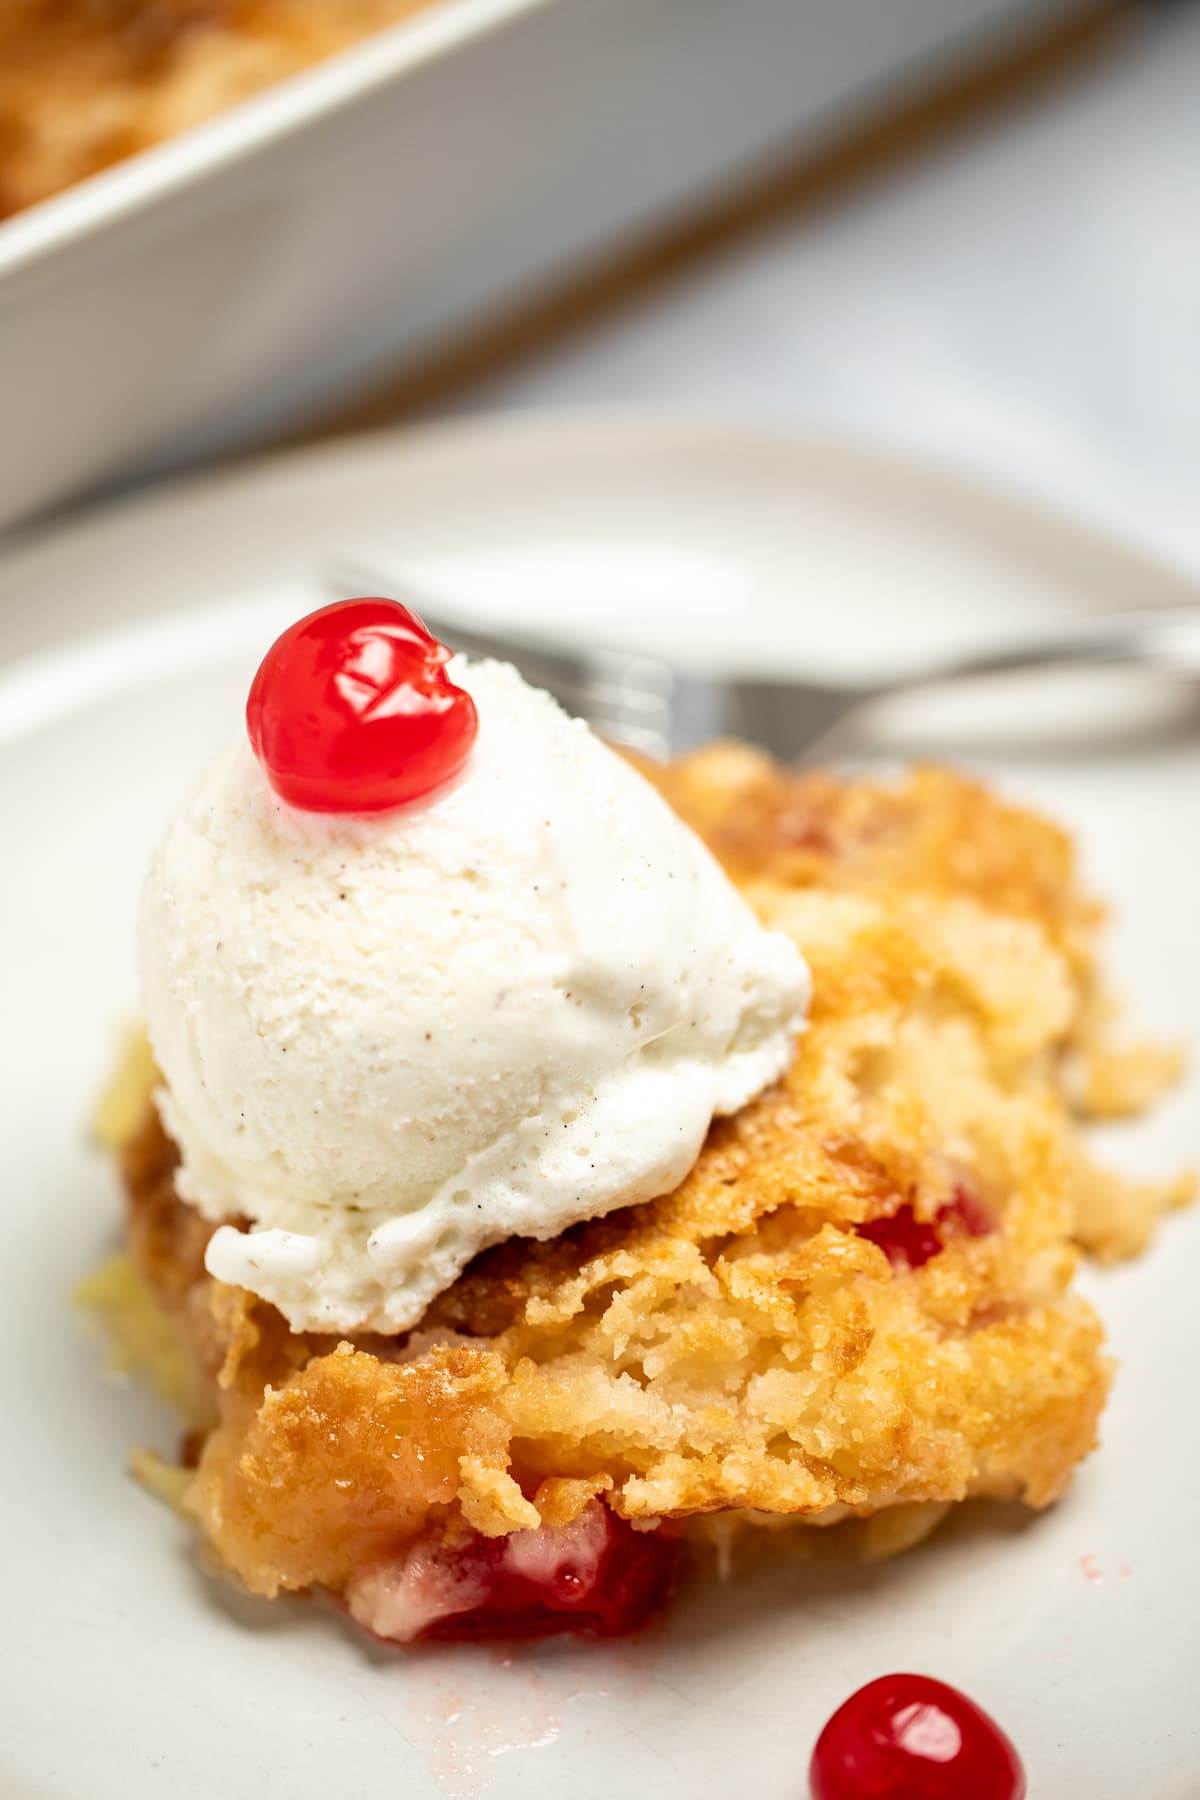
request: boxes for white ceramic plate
[1,415,1196,1800]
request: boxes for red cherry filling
[246,597,478,813]
[857,1186,994,1270]
[346,1501,677,1645]
[810,1673,1026,1800]
[857,1207,942,1269]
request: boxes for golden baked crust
[0,1,436,218]
[108,749,1190,1603]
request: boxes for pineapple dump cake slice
[90,599,1191,1643]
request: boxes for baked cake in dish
[88,598,1190,1644]
[0,1,438,218]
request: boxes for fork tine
[324,560,529,664]
[324,558,677,751]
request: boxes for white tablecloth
[451,5,1200,580]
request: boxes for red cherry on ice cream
[810,1673,1026,1800]
[246,598,478,813]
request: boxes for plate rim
[2,407,1197,645]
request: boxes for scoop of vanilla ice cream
[140,659,810,1333]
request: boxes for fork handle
[890,604,1200,693]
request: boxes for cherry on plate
[246,597,478,813]
[810,1672,1026,1800]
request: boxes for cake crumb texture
[107,751,1190,1598]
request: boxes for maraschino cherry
[352,1505,678,1647]
[246,598,478,813]
[810,1673,1026,1800]
[426,1507,677,1642]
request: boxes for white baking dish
[0,0,1090,534]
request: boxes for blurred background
[0,0,1197,574]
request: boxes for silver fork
[328,561,1200,761]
